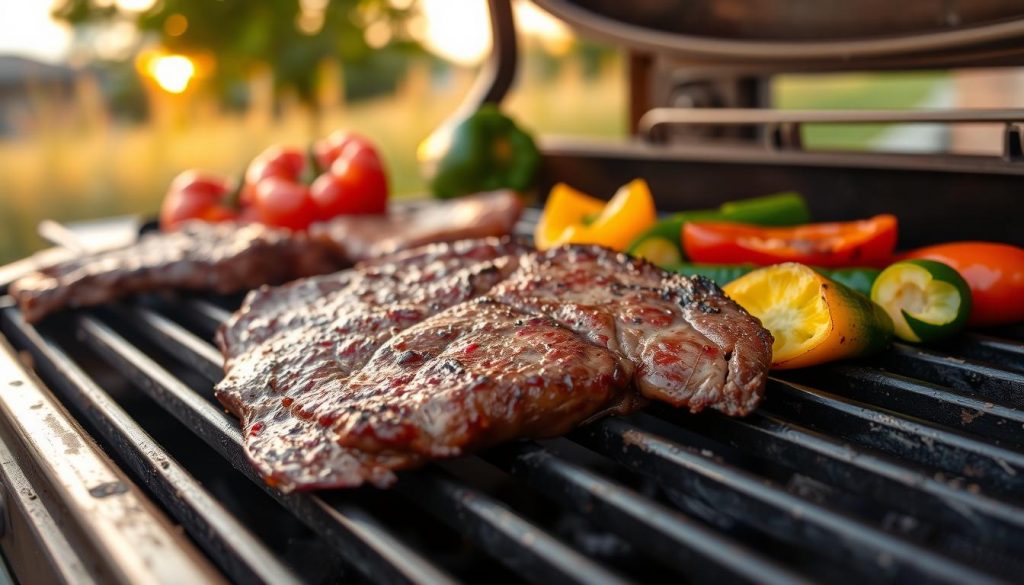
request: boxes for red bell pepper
[683,214,898,268]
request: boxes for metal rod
[0,307,302,585]
[397,469,631,585]
[653,407,1024,564]
[781,365,1024,450]
[0,336,223,584]
[573,418,1000,585]
[485,441,810,585]
[764,379,1024,499]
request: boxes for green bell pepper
[668,262,881,297]
[430,104,541,199]
[627,192,811,266]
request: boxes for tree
[53,0,424,107]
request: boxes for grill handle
[637,107,1024,161]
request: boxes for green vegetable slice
[870,259,972,343]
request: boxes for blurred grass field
[0,59,945,265]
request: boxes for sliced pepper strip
[535,179,657,252]
[684,214,898,268]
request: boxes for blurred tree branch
[52,0,426,107]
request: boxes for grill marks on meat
[489,247,773,416]
[10,190,522,323]
[329,300,635,458]
[11,222,341,324]
[216,240,772,491]
[216,239,530,489]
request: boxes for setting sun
[141,53,196,94]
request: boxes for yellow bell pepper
[534,179,657,251]
[724,263,893,370]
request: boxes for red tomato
[683,215,898,268]
[313,131,374,170]
[244,146,306,205]
[309,145,388,218]
[901,241,1024,326]
[247,146,305,183]
[252,177,318,230]
[159,171,237,230]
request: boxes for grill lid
[532,0,1024,62]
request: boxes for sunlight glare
[149,55,196,94]
[419,0,491,66]
[115,0,157,12]
[0,0,72,63]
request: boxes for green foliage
[52,0,424,105]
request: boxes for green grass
[774,71,948,149]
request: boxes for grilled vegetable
[535,179,657,251]
[901,242,1024,326]
[668,263,880,297]
[429,104,540,199]
[724,263,893,369]
[684,214,898,268]
[871,260,971,343]
[629,192,810,266]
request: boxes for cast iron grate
[1,213,1022,584]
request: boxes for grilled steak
[10,190,522,322]
[216,238,533,489]
[216,240,772,491]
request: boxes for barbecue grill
[2,1,1024,583]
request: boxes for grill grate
[0,215,1022,584]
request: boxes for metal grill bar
[876,344,1024,408]
[0,334,221,584]
[0,308,301,585]
[784,365,1024,449]
[0,427,97,585]
[73,313,458,585]
[573,418,1001,585]
[484,441,810,585]
[943,334,1024,368]
[764,379,1024,498]
[664,407,1024,558]
[395,469,631,585]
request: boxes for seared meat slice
[310,188,523,260]
[10,190,522,322]
[489,246,773,416]
[327,300,635,458]
[215,238,530,489]
[216,240,771,491]
[11,222,341,324]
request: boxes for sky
[0,0,73,63]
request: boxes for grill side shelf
[0,332,223,585]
